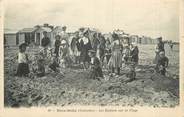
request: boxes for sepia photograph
[3,0,180,109]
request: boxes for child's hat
[19,43,28,49]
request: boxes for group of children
[14,31,169,81]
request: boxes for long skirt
[110,49,122,68]
[16,63,30,77]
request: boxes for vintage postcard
[0,0,184,116]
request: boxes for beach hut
[4,31,18,46]
[17,28,37,45]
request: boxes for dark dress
[130,46,139,64]
[76,37,92,63]
[54,39,61,57]
[16,63,30,77]
[158,41,165,52]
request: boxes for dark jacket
[41,37,50,47]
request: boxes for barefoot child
[88,50,103,80]
[16,43,30,77]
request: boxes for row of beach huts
[4,23,158,47]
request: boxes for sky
[4,0,179,41]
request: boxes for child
[88,50,103,80]
[16,43,30,77]
[36,47,52,77]
[130,44,139,65]
[54,35,61,57]
[156,51,169,76]
[125,63,136,82]
[49,54,60,72]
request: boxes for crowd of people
[14,26,170,82]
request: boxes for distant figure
[169,41,174,50]
[154,37,165,64]
[16,43,30,77]
[155,51,169,76]
[88,50,103,80]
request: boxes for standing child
[156,51,169,76]
[88,50,103,80]
[16,43,30,77]
[54,35,61,57]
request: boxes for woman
[109,33,123,76]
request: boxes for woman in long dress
[109,33,122,75]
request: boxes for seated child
[37,58,45,77]
[88,50,103,80]
[126,63,136,82]
[16,43,30,77]
[49,54,60,72]
[155,51,169,76]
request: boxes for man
[41,31,50,48]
